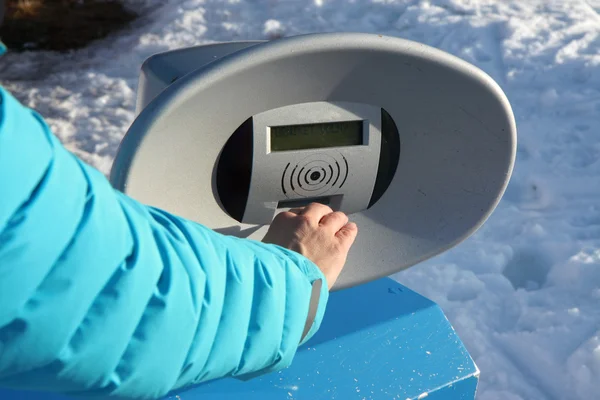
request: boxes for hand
[262,203,358,290]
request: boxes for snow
[1,0,600,399]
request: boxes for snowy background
[1,0,600,398]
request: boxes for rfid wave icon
[281,152,349,198]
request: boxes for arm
[0,87,329,399]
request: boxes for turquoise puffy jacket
[0,86,328,399]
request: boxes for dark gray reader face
[110,33,516,290]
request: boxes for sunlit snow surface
[1,0,600,398]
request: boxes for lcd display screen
[270,120,363,151]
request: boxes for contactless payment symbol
[281,153,349,198]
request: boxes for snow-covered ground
[1,0,599,398]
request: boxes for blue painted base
[0,278,478,399]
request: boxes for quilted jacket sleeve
[0,86,329,399]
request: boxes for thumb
[336,222,358,249]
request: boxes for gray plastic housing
[111,33,517,290]
[135,41,262,114]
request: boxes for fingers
[336,222,358,250]
[319,211,349,232]
[296,202,333,225]
[286,203,355,236]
